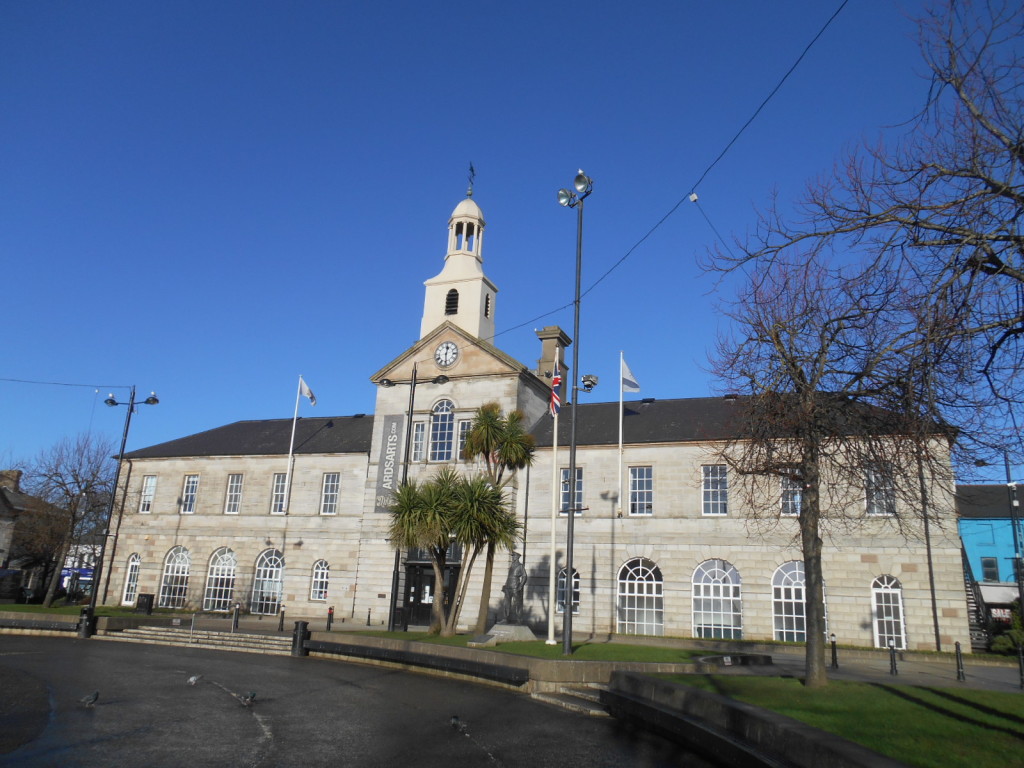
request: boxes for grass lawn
[668,674,1024,768]
[349,630,701,662]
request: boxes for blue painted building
[958,483,1023,623]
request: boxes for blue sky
[3,1,950,469]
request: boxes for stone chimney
[0,469,23,492]
[535,325,572,381]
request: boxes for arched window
[203,547,237,612]
[251,549,285,615]
[429,399,455,461]
[445,289,459,315]
[872,575,905,649]
[159,546,190,608]
[617,558,663,635]
[773,561,806,642]
[557,567,580,615]
[692,559,742,639]
[121,553,141,606]
[310,560,330,601]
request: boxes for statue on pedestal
[501,552,527,624]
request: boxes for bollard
[278,607,286,632]
[366,608,371,626]
[190,613,197,643]
[888,641,898,675]
[77,606,93,639]
[1018,644,1024,690]
[955,641,966,682]
[327,606,334,631]
[830,633,838,670]
[291,620,310,657]
[232,604,240,632]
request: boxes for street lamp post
[382,364,449,632]
[1003,452,1024,616]
[79,386,159,639]
[557,170,593,656]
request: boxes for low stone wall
[306,632,705,691]
[604,672,907,768]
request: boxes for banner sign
[374,414,405,513]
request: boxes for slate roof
[956,484,1015,519]
[123,415,375,459]
[530,396,748,448]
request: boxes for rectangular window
[411,422,426,462]
[866,465,896,516]
[981,557,999,582]
[457,419,472,460]
[224,474,243,515]
[180,475,199,515]
[559,467,584,515]
[629,466,653,515]
[270,473,288,515]
[320,472,340,515]
[702,465,728,516]
[781,476,801,517]
[138,475,157,514]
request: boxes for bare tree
[709,0,1024,459]
[712,258,957,687]
[23,434,115,607]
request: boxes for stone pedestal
[486,622,538,643]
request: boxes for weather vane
[467,162,476,197]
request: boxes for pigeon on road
[240,691,256,707]
[187,675,202,686]
[80,691,99,707]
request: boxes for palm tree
[446,475,519,634]
[387,468,520,636]
[462,403,535,633]
[387,470,457,632]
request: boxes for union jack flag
[550,350,562,418]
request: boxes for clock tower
[419,190,497,342]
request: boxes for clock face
[435,341,459,368]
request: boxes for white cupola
[419,191,498,341]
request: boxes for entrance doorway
[403,563,461,627]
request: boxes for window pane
[429,400,454,461]
[320,472,340,515]
[224,474,243,515]
[412,422,426,462]
[629,466,653,515]
[139,476,157,514]
[180,475,199,515]
[702,465,728,516]
[270,474,287,515]
[560,467,584,515]
[781,476,801,517]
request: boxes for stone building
[101,191,971,651]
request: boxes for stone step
[126,626,292,645]
[558,684,604,703]
[101,626,294,655]
[97,634,293,656]
[528,696,606,720]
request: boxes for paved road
[0,636,714,768]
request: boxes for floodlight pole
[557,170,592,656]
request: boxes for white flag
[621,358,640,393]
[299,376,317,406]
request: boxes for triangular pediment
[370,322,532,384]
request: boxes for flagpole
[618,351,624,517]
[547,348,560,645]
[284,375,303,514]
